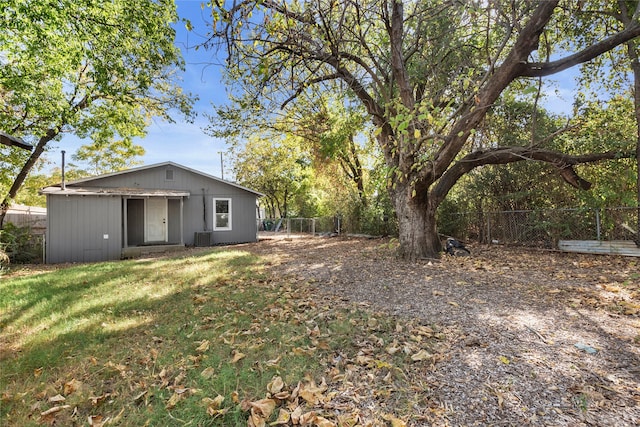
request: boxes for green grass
[1,248,434,426]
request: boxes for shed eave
[40,186,190,197]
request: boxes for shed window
[213,198,232,231]
[165,169,174,181]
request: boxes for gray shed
[41,162,263,263]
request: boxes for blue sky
[52,1,231,178]
[49,0,579,180]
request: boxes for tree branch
[520,22,640,77]
[431,146,635,205]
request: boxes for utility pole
[218,151,224,180]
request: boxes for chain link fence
[260,206,638,249]
[441,207,639,248]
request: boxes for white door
[145,198,167,242]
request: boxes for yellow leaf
[87,415,105,427]
[315,415,336,427]
[231,391,240,404]
[414,325,434,336]
[269,408,290,425]
[414,129,421,139]
[410,349,432,362]
[267,376,284,394]
[231,350,246,363]
[195,340,210,353]
[33,367,43,378]
[299,411,318,425]
[63,378,81,395]
[166,392,182,409]
[207,406,230,418]
[498,355,510,365]
[200,367,215,379]
[382,413,407,427]
[385,344,400,355]
[298,380,327,405]
[290,405,303,424]
[202,394,224,410]
[250,398,276,427]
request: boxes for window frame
[213,197,232,231]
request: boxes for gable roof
[0,131,32,150]
[55,161,264,197]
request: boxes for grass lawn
[1,247,435,426]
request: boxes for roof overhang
[0,131,32,150]
[40,186,190,197]
[61,161,265,197]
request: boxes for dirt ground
[249,235,640,426]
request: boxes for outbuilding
[41,162,262,263]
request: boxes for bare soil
[250,234,640,426]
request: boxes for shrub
[0,223,42,264]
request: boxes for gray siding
[68,164,258,246]
[46,195,122,263]
[47,163,259,263]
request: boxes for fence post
[312,218,316,236]
[486,213,492,244]
[595,208,601,241]
[286,218,291,238]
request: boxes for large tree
[0,0,193,226]
[206,0,640,259]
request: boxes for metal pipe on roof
[61,150,66,190]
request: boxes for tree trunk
[391,183,441,260]
[626,38,640,246]
[633,55,640,247]
[0,131,56,228]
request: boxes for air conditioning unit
[194,231,212,247]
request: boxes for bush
[0,223,42,264]
[0,246,9,273]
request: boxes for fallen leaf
[203,395,226,417]
[166,392,183,409]
[448,301,459,307]
[48,394,66,403]
[250,398,276,417]
[195,340,210,353]
[231,350,246,363]
[90,393,111,407]
[411,349,432,362]
[269,408,290,425]
[63,378,82,395]
[87,415,105,427]
[264,356,282,368]
[267,376,285,394]
[200,367,215,379]
[249,398,277,427]
[40,405,70,416]
[498,355,510,365]
[314,416,337,427]
[382,413,407,427]
[290,405,303,424]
